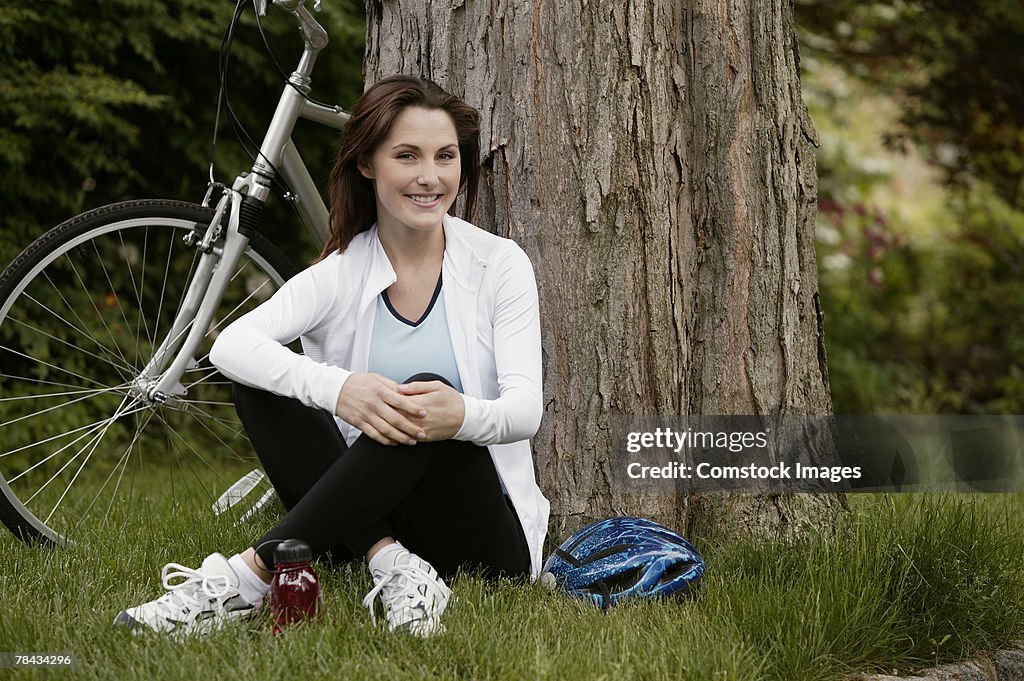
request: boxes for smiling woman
[113,75,548,640]
[321,76,482,258]
[359,107,462,235]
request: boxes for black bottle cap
[274,539,312,564]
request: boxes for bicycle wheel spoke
[117,227,154,351]
[151,224,176,352]
[0,343,117,391]
[157,413,221,507]
[25,393,131,507]
[27,283,134,373]
[89,237,144,360]
[138,227,151,368]
[155,235,201,356]
[0,372,102,391]
[0,403,144,461]
[178,403,249,459]
[80,408,158,523]
[115,227,152,375]
[0,386,122,402]
[173,390,244,427]
[0,380,130,430]
[153,410,236,488]
[180,408,246,437]
[5,315,134,381]
[8,402,149,481]
[182,378,234,388]
[207,261,276,335]
[174,398,235,408]
[42,394,135,523]
[181,367,222,391]
[188,266,278,369]
[62,252,134,370]
[89,445,136,524]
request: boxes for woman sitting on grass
[114,75,549,637]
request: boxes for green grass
[1,494,1023,680]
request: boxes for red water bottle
[269,539,321,633]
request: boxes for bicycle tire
[0,199,297,545]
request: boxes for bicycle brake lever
[254,0,268,16]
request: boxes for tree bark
[364,0,843,538]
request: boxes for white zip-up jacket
[210,214,550,577]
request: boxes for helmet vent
[564,523,606,553]
[578,543,636,565]
[658,559,699,586]
[581,565,645,596]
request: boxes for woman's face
[359,106,461,237]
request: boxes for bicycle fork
[130,174,265,406]
[130,2,330,406]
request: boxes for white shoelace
[362,564,445,627]
[155,562,233,618]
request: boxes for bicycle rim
[0,200,296,544]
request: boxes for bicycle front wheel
[0,200,297,544]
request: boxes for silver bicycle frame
[137,0,348,402]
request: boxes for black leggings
[232,375,531,581]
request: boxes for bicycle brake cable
[252,3,343,114]
[209,0,291,200]
[209,0,246,186]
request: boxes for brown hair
[319,75,481,257]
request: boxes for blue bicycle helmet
[540,516,705,609]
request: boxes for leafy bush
[817,182,1024,414]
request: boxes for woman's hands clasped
[335,373,465,446]
[399,380,465,442]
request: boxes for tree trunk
[364,0,843,538]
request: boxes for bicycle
[0,0,348,544]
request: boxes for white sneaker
[362,550,451,637]
[113,553,259,636]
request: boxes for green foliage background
[798,0,1024,414]
[0,0,365,269]
[1,0,1022,416]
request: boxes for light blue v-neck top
[366,275,463,392]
